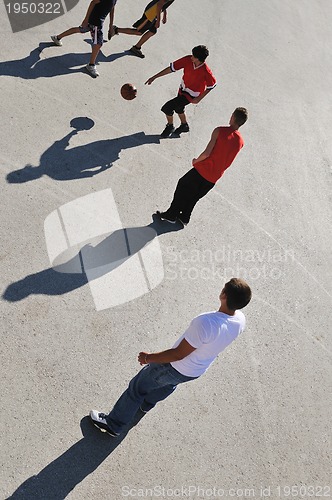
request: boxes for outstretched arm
[108,5,115,32]
[145,66,172,85]
[138,339,196,365]
[155,0,165,28]
[192,127,219,165]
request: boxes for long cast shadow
[0,42,142,80]
[2,217,182,302]
[6,412,145,499]
[7,124,160,183]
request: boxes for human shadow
[0,42,110,79]
[6,412,145,499]
[0,42,144,80]
[2,216,182,302]
[6,119,160,182]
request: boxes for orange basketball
[120,83,137,100]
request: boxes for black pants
[161,93,190,116]
[165,168,215,223]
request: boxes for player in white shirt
[90,278,252,436]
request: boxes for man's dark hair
[233,107,248,127]
[192,45,209,63]
[224,278,252,310]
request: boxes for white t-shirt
[170,310,246,377]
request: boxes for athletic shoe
[177,216,189,227]
[160,124,175,138]
[156,211,177,223]
[130,45,145,59]
[51,35,62,46]
[89,410,119,436]
[174,122,190,135]
[85,64,99,78]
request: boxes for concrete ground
[1,0,331,498]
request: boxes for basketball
[120,83,137,100]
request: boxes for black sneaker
[156,210,177,223]
[174,122,190,135]
[130,45,145,58]
[89,410,119,436]
[160,124,175,138]
[177,216,189,226]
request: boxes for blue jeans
[105,363,198,434]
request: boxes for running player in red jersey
[156,108,248,225]
[145,45,216,137]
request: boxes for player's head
[221,278,252,310]
[6,165,41,183]
[192,45,209,63]
[230,107,248,128]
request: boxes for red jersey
[170,55,217,103]
[194,127,244,184]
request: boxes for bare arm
[108,5,115,32]
[138,339,196,365]
[192,127,219,165]
[155,0,165,28]
[82,0,99,26]
[191,88,212,105]
[145,66,172,85]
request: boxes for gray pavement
[1,0,331,499]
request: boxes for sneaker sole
[129,48,145,58]
[85,66,99,78]
[91,420,118,437]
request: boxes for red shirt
[194,127,244,183]
[171,55,217,102]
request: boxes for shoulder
[233,310,246,329]
[172,55,191,70]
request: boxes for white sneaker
[51,35,62,46]
[89,410,118,436]
[85,64,99,78]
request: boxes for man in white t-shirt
[90,278,252,437]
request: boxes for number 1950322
[6,2,61,14]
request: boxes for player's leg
[90,364,196,435]
[51,26,81,45]
[158,169,198,221]
[116,27,140,35]
[129,20,156,58]
[85,26,103,77]
[174,97,191,134]
[135,30,155,49]
[160,95,187,137]
[179,176,215,225]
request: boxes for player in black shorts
[51,0,118,77]
[111,0,175,59]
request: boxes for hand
[138,352,149,365]
[192,158,197,166]
[162,12,167,24]
[145,76,155,85]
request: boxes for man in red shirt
[145,45,216,137]
[156,108,248,225]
